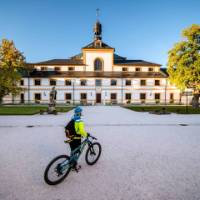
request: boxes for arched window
[94,58,103,71]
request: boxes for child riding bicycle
[65,107,88,170]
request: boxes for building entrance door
[96,93,101,103]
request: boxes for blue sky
[0,0,199,67]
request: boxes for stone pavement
[0,106,200,200]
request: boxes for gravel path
[0,106,200,200]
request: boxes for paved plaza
[0,106,200,200]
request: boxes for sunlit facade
[3,21,186,105]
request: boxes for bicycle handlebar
[87,133,97,140]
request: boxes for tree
[0,39,25,104]
[167,24,200,108]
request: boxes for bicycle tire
[85,142,102,165]
[44,155,71,185]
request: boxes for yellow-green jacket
[74,119,88,139]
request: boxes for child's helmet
[74,106,82,114]
[73,107,82,121]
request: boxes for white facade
[4,76,186,105]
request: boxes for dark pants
[69,139,81,168]
[69,139,81,152]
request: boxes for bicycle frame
[60,137,92,171]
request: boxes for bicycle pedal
[72,165,81,173]
[75,169,79,173]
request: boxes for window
[111,93,117,100]
[111,79,117,86]
[125,80,131,86]
[65,93,72,100]
[95,79,102,86]
[125,93,131,100]
[41,67,47,71]
[136,67,141,72]
[94,58,103,71]
[111,93,117,104]
[81,93,87,99]
[140,93,146,100]
[20,93,24,103]
[68,67,74,71]
[140,80,146,86]
[155,80,160,86]
[55,67,61,71]
[65,80,72,86]
[50,79,56,86]
[122,67,128,72]
[148,67,153,72]
[34,79,41,86]
[80,80,87,86]
[155,93,160,103]
[155,93,160,100]
[20,79,24,86]
[35,93,41,103]
[80,93,87,104]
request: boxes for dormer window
[122,67,128,72]
[148,67,154,72]
[55,67,61,71]
[41,67,47,71]
[94,58,103,71]
[136,67,141,72]
[68,67,74,71]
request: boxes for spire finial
[93,8,102,47]
[96,8,100,20]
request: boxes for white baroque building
[3,21,187,105]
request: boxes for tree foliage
[167,24,200,107]
[0,39,25,103]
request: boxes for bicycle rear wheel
[85,142,101,165]
[44,155,71,185]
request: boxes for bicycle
[44,134,102,185]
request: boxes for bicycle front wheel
[85,142,102,165]
[44,155,71,185]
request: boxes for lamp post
[28,70,30,104]
[186,91,188,114]
[184,89,190,114]
[72,79,76,105]
[164,78,168,105]
[121,77,123,104]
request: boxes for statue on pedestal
[48,86,57,114]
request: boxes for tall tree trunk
[192,93,200,108]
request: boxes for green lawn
[0,105,74,115]
[124,105,200,114]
